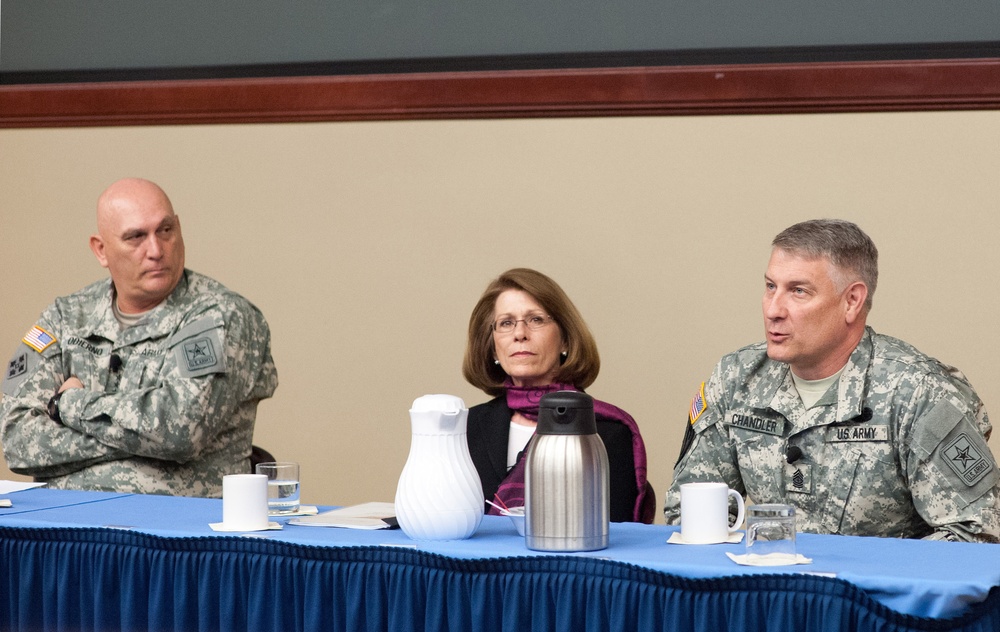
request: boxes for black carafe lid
[536,391,597,436]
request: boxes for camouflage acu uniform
[1,270,278,497]
[665,327,1000,543]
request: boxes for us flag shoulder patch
[690,382,708,425]
[23,326,56,353]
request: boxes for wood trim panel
[2,58,999,128]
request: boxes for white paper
[667,531,744,545]
[272,505,319,517]
[726,551,813,566]
[209,521,283,532]
[289,501,396,529]
[0,480,47,494]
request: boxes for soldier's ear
[89,234,110,268]
[843,281,868,324]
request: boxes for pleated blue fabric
[2,526,999,632]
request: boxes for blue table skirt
[3,526,1000,632]
[2,489,1000,632]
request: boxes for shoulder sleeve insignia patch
[3,350,40,397]
[174,326,227,378]
[690,382,708,425]
[943,433,994,487]
[6,352,27,381]
[22,325,56,353]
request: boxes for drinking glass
[256,462,300,515]
[745,503,796,562]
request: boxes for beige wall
[2,111,999,523]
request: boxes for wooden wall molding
[2,58,999,128]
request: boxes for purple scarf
[490,381,653,523]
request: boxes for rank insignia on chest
[785,462,812,494]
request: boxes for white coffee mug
[680,482,746,544]
[222,474,269,531]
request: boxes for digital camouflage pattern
[665,327,1000,543]
[1,270,278,497]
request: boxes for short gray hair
[772,219,878,311]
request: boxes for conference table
[1,487,999,632]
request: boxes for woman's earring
[561,351,568,358]
[494,359,501,365]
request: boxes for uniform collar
[830,326,875,423]
[749,326,874,424]
[82,270,191,345]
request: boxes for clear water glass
[256,461,300,515]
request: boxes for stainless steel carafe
[524,391,609,551]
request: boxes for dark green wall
[3,0,999,77]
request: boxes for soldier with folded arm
[1,178,278,497]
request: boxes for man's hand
[47,377,83,423]
[58,377,84,393]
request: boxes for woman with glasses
[462,268,655,523]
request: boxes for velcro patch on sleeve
[690,382,708,425]
[918,397,999,500]
[3,350,39,396]
[942,432,994,487]
[170,317,228,379]
[22,325,56,353]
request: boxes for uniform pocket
[827,439,901,534]
[731,428,783,502]
[118,353,166,391]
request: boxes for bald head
[97,178,174,233]
[90,178,186,313]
